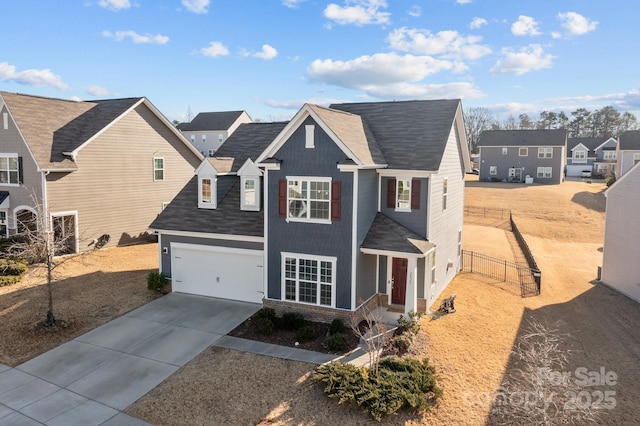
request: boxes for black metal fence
[509,212,542,295]
[464,206,510,221]
[461,250,540,297]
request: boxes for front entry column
[404,257,418,314]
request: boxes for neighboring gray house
[566,137,617,178]
[177,111,251,157]
[150,100,471,321]
[0,91,202,251]
[600,161,640,303]
[477,130,567,184]
[617,130,640,177]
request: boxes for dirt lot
[2,179,639,425]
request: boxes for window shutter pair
[386,178,421,209]
[278,179,341,221]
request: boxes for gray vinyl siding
[380,176,428,237]
[46,103,201,250]
[378,255,387,293]
[618,150,640,176]
[159,233,263,277]
[0,104,44,229]
[425,123,465,308]
[601,165,640,303]
[355,168,379,302]
[266,116,354,309]
[479,145,564,184]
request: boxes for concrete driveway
[0,294,259,426]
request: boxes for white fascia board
[150,229,264,244]
[360,247,427,259]
[595,137,617,151]
[337,163,386,172]
[377,169,434,178]
[237,158,263,177]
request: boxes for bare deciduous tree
[350,301,390,376]
[464,107,496,154]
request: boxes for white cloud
[324,0,390,26]
[511,15,541,36]
[98,0,131,11]
[551,31,562,39]
[86,85,110,96]
[469,17,487,29]
[363,81,485,100]
[200,41,229,57]
[102,30,169,44]
[407,5,421,18]
[387,27,491,60]
[308,53,456,88]
[557,12,598,35]
[266,97,346,109]
[182,0,210,14]
[282,0,305,8]
[490,44,554,75]
[252,44,278,60]
[456,0,472,4]
[0,62,68,90]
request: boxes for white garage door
[171,243,264,303]
[566,165,591,177]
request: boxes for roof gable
[177,111,248,131]
[215,121,287,173]
[570,142,589,152]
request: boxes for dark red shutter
[411,179,421,209]
[331,181,341,221]
[386,178,396,208]
[278,179,287,217]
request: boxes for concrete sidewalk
[0,294,260,426]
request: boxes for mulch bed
[228,312,361,355]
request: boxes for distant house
[151,99,471,321]
[617,130,640,177]
[477,130,567,184]
[566,137,617,178]
[177,111,252,157]
[601,161,640,303]
[0,92,202,251]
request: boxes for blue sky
[1,0,638,123]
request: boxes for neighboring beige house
[177,111,252,157]
[617,130,640,177]
[600,161,640,303]
[0,91,202,252]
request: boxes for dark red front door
[391,257,408,305]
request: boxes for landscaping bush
[256,307,276,321]
[313,357,442,421]
[0,275,22,287]
[147,271,168,292]
[0,258,28,276]
[256,317,274,335]
[606,175,616,187]
[397,310,423,335]
[295,325,317,342]
[327,332,348,351]
[281,312,305,330]
[329,318,345,335]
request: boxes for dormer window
[241,177,260,211]
[198,176,216,209]
[386,178,421,212]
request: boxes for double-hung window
[396,179,411,210]
[153,158,164,181]
[489,166,497,175]
[287,178,330,221]
[519,148,528,156]
[0,155,20,185]
[634,153,640,165]
[241,177,260,211]
[573,150,586,162]
[283,253,335,307]
[537,167,552,178]
[538,148,553,158]
[603,151,616,160]
[198,175,216,209]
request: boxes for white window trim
[0,153,20,186]
[208,149,214,157]
[153,157,164,181]
[286,176,331,224]
[518,148,528,156]
[50,210,79,254]
[202,134,207,143]
[489,166,497,175]
[190,135,195,144]
[633,153,640,165]
[395,178,411,212]
[502,147,508,155]
[281,252,336,307]
[241,176,260,211]
[537,166,552,178]
[603,151,616,160]
[198,175,216,209]
[218,134,224,143]
[0,210,7,238]
[538,147,553,158]
[305,125,315,149]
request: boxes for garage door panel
[172,245,263,303]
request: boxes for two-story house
[177,111,252,157]
[617,130,640,177]
[566,137,617,178]
[150,100,470,321]
[477,129,567,184]
[0,91,202,251]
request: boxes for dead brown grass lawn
[0,243,161,366]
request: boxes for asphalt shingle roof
[568,137,608,152]
[177,111,247,131]
[1,92,142,170]
[361,213,434,255]
[619,130,640,150]
[214,122,288,173]
[330,99,461,171]
[478,129,567,148]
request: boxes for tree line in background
[464,105,639,153]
